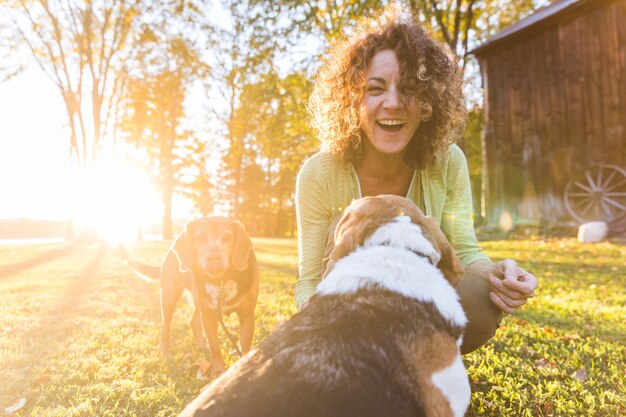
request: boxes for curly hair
[308,10,466,170]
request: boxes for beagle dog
[126,217,258,375]
[177,195,470,417]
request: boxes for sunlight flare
[71,154,161,243]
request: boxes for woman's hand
[488,259,538,313]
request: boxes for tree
[117,25,210,238]
[1,0,211,238]
[179,135,216,218]
[404,0,539,101]
[209,0,280,219]
[248,0,383,69]
[231,71,316,236]
[0,0,152,168]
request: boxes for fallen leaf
[542,401,555,412]
[4,398,26,415]
[470,379,489,386]
[562,334,582,342]
[478,398,494,408]
[519,347,538,356]
[535,358,556,368]
[573,368,587,382]
[37,374,51,382]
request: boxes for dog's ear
[172,222,195,272]
[422,216,465,287]
[324,208,379,276]
[231,221,252,272]
[320,214,342,279]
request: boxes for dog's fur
[177,195,470,417]
[126,217,259,375]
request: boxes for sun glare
[71,155,162,243]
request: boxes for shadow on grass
[9,242,109,383]
[24,240,107,324]
[0,241,84,280]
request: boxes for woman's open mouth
[377,119,406,132]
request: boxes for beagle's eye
[221,234,233,244]
[195,233,208,244]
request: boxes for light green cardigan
[294,144,490,311]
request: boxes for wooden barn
[472,0,626,230]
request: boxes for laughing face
[359,49,423,157]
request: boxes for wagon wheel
[564,164,626,223]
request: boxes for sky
[0,66,193,224]
[0,2,233,224]
[0,67,73,220]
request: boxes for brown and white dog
[177,195,469,417]
[126,217,259,375]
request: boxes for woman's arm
[442,146,539,313]
[295,156,333,311]
[441,145,490,266]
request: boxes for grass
[0,237,624,416]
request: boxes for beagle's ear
[231,221,252,272]
[320,214,342,279]
[172,222,195,272]
[422,216,465,287]
[324,211,378,276]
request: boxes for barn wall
[478,0,626,227]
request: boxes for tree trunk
[232,148,243,218]
[162,181,174,239]
[275,184,285,236]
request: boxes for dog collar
[379,242,435,265]
[406,248,435,265]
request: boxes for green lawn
[0,237,624,416]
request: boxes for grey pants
[457,259,503,354]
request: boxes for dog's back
[178,290,446,417]
[179,250,467,417]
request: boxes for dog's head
[172,217,252,278]
[322,195,464,286]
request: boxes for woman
[295,12,538,354]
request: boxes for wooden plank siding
[475,0,626,227]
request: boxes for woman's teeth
[378,120,405,126]
[377,120,406,131]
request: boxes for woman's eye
[367,86,384,94]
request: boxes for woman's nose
[383,87,402,109]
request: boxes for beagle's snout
[200,253,228,277]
